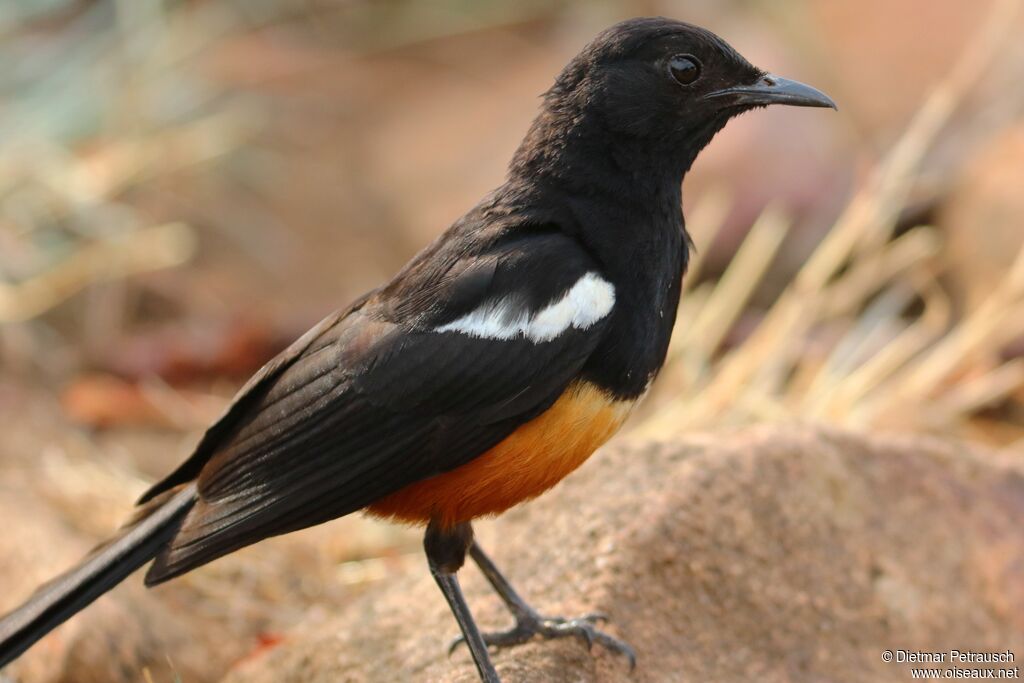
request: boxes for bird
[0,17,834,683]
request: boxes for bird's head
[514,17,835,182]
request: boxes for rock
[0,491,244,683]
[223,426,1024,683]
[0,382,421,683]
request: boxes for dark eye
[668,54,701,86]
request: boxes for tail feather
[0,484,196,669]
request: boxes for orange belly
[366,381,633,528]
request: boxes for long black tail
[0,484,196,669]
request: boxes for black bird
[0,17,834,682]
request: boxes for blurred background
[1,0,1023,680]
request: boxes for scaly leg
[424,521,500,683]
[452,541,636,669]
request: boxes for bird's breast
[365,380,634,528]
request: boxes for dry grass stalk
[637,0,1023,439]
[0,1,248,344]
[0,222,197,322]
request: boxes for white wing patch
[434,272,615,343]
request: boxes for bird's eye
[668,54,701,86]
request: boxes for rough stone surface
[0,382,419,683]
[0,492,244,683]
[222,426,1024,683]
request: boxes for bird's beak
[705,73,837,110]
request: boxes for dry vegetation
[641,0,1024,444]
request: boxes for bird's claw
[448,611,635,670]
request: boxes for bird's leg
[452,541,636,669]
[424,521,501,683]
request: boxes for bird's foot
[450,608,636,669]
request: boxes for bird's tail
[0,484,196,669]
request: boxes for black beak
[705,73,836,110]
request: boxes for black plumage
[0,17,834,682]
[144,230,609,581]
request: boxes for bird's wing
[137,290,377,505]
[145,229,616,582]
